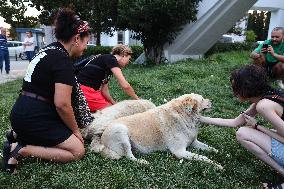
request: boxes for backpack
[73,54,100,75]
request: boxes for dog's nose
[207,100,212,108]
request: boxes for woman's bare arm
[54,83,83,143]
[111,67,139,100]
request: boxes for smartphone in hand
[262,43,268,53]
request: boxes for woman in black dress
[2,8,90,174]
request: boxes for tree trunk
[96,32,101,46]
[144,45,164,64]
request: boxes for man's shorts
[80,84,112,112]
[271,138,284,167]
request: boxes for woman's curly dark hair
[54,8,88,42]
[230,64,270,98]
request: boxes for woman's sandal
[2,141,25,174]
[6,129,17,143]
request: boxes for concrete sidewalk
[0,58,29,84]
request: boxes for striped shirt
[0,34,8,51]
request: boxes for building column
[268,9,284,37]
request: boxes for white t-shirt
[24,37,35,52]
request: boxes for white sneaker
[276,80,284,89]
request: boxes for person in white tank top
[23,31,35,62]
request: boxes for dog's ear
[191,99,199,111]
[181,97,197,113]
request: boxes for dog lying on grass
[98,93,223,169]
[80,99,156,151]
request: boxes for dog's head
[169,93,211,115]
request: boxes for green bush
[130,45,144,60]
[82,45,143,61]
[84,46,112,57]
[205,42,256,57]
[245,30,257,42]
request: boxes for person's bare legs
[7,134,85,172]
[252,54,266,67]
[236,127,284,176]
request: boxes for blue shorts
[271,138,284,167]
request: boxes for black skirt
[10,95,72,147]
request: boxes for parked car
[219,34,235,43]
[257,41,264,44]
[7,41,27,60]
[87,43,96,48]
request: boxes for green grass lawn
[0,51,282,188]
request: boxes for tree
[0,1,38,39]
[30,0,118,46]
[116,0,201,64]
[247,10,271,41]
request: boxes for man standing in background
[0,27,10,74]
[23,31,35,62]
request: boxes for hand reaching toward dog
[242,113,258,129]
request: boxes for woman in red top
[78,44,139,112]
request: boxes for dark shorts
[10,95,72,147]
[266,61,278,78]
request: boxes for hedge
[205,42,258,57]
[82,45,144,61]
[77,42,257,63]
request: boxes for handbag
[71,78,94,128]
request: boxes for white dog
[99,93,222,169]
[80,99,156,151]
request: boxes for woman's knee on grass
[69,140,85,161]
[58,135,85,161]
[236,127,252,142]
[71,143,85,161]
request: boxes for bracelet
[254,123,259,130]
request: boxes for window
[117,31,124,44]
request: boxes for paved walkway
[0,58,29,84]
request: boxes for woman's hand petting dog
[242,113,258,129]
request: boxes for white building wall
[268,10,284,37]
[124,30,130,45]
[42,25,55,45]
[101,32,117,46]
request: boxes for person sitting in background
[0,27,10,74]
[1,8,90,174]
[23,31,35,62]
[250,27,284,89]
[77,44,139,112]
[200,64,284,188]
